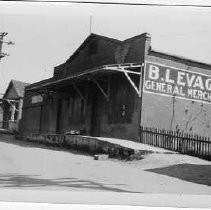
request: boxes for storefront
[20,32,211,141]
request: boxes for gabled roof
[55,33,149,71]
[3,80,30,99]
[64,33,121,64]
[28,32,211,93]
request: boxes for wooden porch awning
[27,62,144,99]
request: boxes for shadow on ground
[146,163,211,186]
[0,173,142,193]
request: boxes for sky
[0,1,211,94]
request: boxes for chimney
[140,32,151,62]
[117,32,152,64]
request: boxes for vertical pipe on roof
[89,16,93,35]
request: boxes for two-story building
[20,33,211,141]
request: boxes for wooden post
[138,63,145,142]
[10,102,16,121]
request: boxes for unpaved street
[0,134,211,194]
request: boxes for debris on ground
[94,154,109,160]
[127,150,153,161]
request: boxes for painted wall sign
[31,95,43,104]
[144,62,211,103]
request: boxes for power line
[3,0,211,8]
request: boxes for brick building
[20,33,211,141]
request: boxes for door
[56,99,63,134]
[91,90,102,137]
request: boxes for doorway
[56,99,63,134]
[90,89,102,137]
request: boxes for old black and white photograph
[0,0,211,208]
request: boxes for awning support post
[107,75,111,99]
[73,84,86,101]
[92,78,109,101]
[138,63,145,97]
[123,71,140,96]
[105,64,143,98]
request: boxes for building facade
[20,33,211,141]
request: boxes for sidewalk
[0,134,211,195]
[97,136,174,153]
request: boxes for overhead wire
[2,0,211,8]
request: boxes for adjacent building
[20,33,211,141]
[1,80,30,131]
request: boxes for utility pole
[0,32,15,122]
[0,32,14,61]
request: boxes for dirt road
[0,134,211,194]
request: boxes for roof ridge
[90,33,121,43]
[64,33,121,64]
[11,79,30,84]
